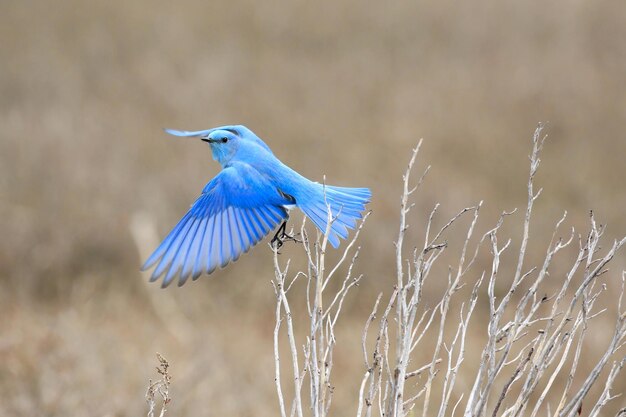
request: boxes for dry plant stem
[558,274,626,417]
[359,124,626,417]
[273,188,369,417]
[358,294,382,417]
[395,139,424,353]
[516,231,626,417]
[491,348,534,417]
[395,143,481,417]
[588,356,626,417]
[390,140,429,417]
[435,280,482,417]
[468,124,626,417]
[273,123,626,417]
[146,353,172,417]
[361,139,485,417]
[311,190,331,417]
[390,141,422,417]
[272,252,304,417]
[358,288,398,417]
[357,138,481,417]
[273,288,288,417]
[425,204,482,417]
[466,123,548,417]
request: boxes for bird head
[164,125,273,166]
[200,128,240,165]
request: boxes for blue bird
[142,125,371,287]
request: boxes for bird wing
[163,128,214,137]
[142,163,289,287]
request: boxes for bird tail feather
[299,185,371,248]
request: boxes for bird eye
[221,137,228,143]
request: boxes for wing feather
[150,215,196,281]
[207,212,221,274]
[180,217,205,286]
[195,215,215,279]
[219,209,232,268]
[143,163,291,286]
[232,208,251,253]
[142,212,192,271]
[163,218,201,287]
[241,208,264,243]
[190,217,209,281]
[254,207,275,233]
[228,207,243,262]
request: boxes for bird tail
[298,184,371,248]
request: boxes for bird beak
[200,136,217,144]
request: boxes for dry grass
[2,0,626,416]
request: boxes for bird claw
[270,222,301,251]
[270,233,301,251]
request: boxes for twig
[146,353,172,417]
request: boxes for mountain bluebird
[142,125,371,287]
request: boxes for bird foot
[270,222,301,251]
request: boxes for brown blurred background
[2,0,626,415]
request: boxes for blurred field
[2,0,626,415]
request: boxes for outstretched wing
[163,128,214,137]
[142,163,290,287]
